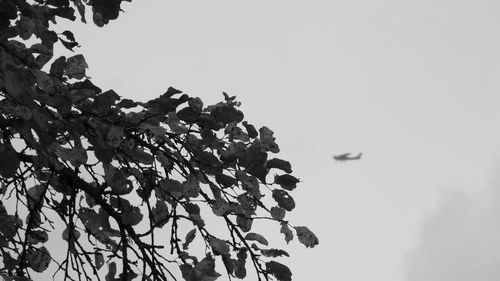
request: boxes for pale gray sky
[55,1,500,280]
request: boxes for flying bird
[333,152,362,162]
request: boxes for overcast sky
[56,1,500,280]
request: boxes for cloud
[405,182,500,281]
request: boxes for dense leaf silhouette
[0,1,318,281]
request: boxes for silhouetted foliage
[0,1,318,281]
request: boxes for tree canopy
[0,1,318,281]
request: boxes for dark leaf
[192,149,220,166]
[65,54,87,79]
[215,173,236,188]
[35,54,53,68]
[95,252,104,270]
[236,216,252,232]
[242,121,258,138]
[188,97,203,112]
[183,229,196,250]
[267,158,292,173]
[193,254,221,279]
[244,232,268,246]
[27,230,49,244]
[73,0,86,23]
[164,86,183,97]
[266,261,292,281]
[209,237,230,255]
[259,126,280,153]
[280,222,293,244]
[62,30,75,41]
[105,262,117,281]
[295,226,319,248]
[40,30,59,47]
[274,174,299,191]
[54,7,76,20]
[179,264,194,281]
[270,206,286,220]
[60,39,79,51]
[234,258,246,279]
[2,252,18,271]
[272,189,295,211]
[49,56,66,78]
[210,104,244,125]
[27,246,51,273]
[94,145,113,164]
[261,248,289,258]
[221,255,234,275]
[0,145,20,178]
[152,200,169,227]
[177,107,200,123]
[116,98,137,108]
[126,147,154,165]
[121,205,143,226]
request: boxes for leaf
[272,190,295,211]
[26,184,46,210]
[116,98,138,108]
[94,145,113,164]
[17,16,36,40]
[177,107,200,123]
[183,229,196,250]
[215,173,236,188]
[121,205,143,226]
[53,7,76,21]
[27,230,49,244]
[236,216,252,232]
[244,232,268,246]
[0,213,22,240]
[2,252,18,272]
[27,246,51,273]
[0,145,20,178]
[221,255,234,275]
[95,252,105,270]
[260,249,289,258]
[209,237,230,255]
[50,56,66,78]
[211,199,230,216]
[65,54,88,79]
[193,254,221,280]
[295,226,319,248]
[259,126,279,153]
[62,30,76,42]
[188,97,203,112]
[105,262,117,281]
[152,200,169,227]
[106,126,124,147]
[242,121,258,138]
[126,147,154,165]
[234,258,246,279]
[53,145,87,168]
[265,261,292,281]
[267,158,292,173]
[270,206,286,221]
[274,174,300,191]
[62,227,81,241]
[280,222,293,244]
[192,149,220,166]
[210,104,244,125]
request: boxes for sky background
[55,1,500,280]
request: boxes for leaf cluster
[0,1,318,281]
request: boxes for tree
[0,1,318,281]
